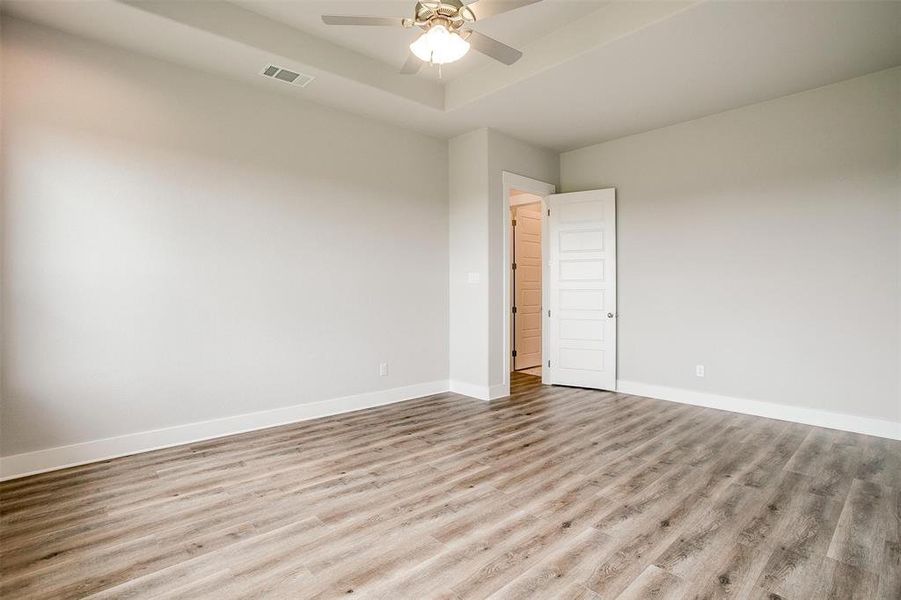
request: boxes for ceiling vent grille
[260,65,314,88]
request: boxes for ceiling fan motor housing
[412,0,475,31]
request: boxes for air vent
[260,65,314,88]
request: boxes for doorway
[494,171,557,397]
[501,172,618,396]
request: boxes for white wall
[447,128,558,398]
[0,17,449,459]
[561,67,901,427]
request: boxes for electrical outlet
[696,365,705,378]
[379,362,388,377]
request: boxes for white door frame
[502,172,556,395]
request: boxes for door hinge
[512,350,518,358]
[547,309,551,317]
[512,306,517,314]
[547,209,550,216]
[512,262,517,270]
[547,360,551,368]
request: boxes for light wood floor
[1,373,899,599]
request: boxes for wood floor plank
[754,489,845,600]
[1,371,898,599]
[812,557,881,600]
[484,527,615,600]
[876,539,901,600]
[447,512,586,599]
[613,564,685,600]
[684,541,768,599]
[826,477,888,571]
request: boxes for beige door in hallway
[512,202,542,370]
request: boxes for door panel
[513,202,542,370]
[546,189,616,390]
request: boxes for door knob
[607,313,615,318]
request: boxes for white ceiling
[3,0,900,151]
[235,1,607,81]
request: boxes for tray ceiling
[3,0,899,151]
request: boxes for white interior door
[513,203,542,370]
[545,189,616,390]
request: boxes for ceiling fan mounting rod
[422,17,454,32]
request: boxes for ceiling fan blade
[463,0,543,20]
[400,53,423,75]
[466,30,523,65]
[321,15,406,27]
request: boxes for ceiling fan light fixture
[409,24,470,64]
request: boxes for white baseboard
[0,379,450,481]
[616,380,901,441]
[6,377,896,480]
[448,381,509,400]
[449,380,491,401]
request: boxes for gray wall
[1,18,449,455]
[448,128,557,395]
[561,67,901,423]
[448,129,490,390]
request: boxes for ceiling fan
[322,0,543,75]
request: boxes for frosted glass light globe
[410,25,470,64]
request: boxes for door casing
[501,172,556,395]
